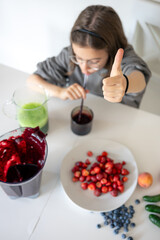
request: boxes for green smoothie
[17,102,48,134]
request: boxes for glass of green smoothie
[3,84,49,134]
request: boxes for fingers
[102,75,126,103]
[110,48,124,77]
[66,83,86,100]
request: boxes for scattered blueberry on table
[135,199,140,205]
[96,199,141,239]
[96,224,101,229]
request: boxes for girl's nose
[80,61,89,75]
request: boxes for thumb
[110,48,124,77]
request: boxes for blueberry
[104,215,109,220]
[130,209,135,214]
[125,219,130,224]
[100,212,106,216]
[129,205,133,209]
[124,227,128,232]
[122,233,126,239]
[130,222,136,228]
[104,220,109,226]
[135,199,140,204]
[114,229,119,234]
[127,237,133,240]
[110,223,115,228]
[97,224,101,229]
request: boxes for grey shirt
[34,45,151,108]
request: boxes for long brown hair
[70,5,128,74]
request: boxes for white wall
[0,0,160,74]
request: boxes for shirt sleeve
[121,45,152,108]
[122,44,151,85]
[33,46,71,87]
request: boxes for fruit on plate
[138,172,153,188]
[71,150,130,197]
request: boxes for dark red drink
[72,112,92,124]
[71,106,93,135]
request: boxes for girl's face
[72,43,109,75]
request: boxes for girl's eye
[89,60,100,64]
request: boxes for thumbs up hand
[102,48,127,103]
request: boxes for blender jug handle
[2,99,17,119]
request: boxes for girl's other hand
[102,48,127,103]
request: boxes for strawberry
[113,174,120,182]
[71,166,79,173]
[88,182,96,191]
[112,182,118,189]
[122,176,128,182]
[101,151,108,157]
[82,163,88,169]
[81,182,88,190]
[106,157,113,162]
[72,177,79,182]
[101,186,108,193]
[108,186,113,192]
[105,162,114,169]
[75,161,83,167]
[91,175,97,182]
[85,159,91,165]
[100,156,106,164]
[94,188,101,197]
[110,190,118,197]
[121,168,130,175]
[91,162,99,168]
[87,151,93,157]
[105,168,112,174]
[79,176,86,182]
[96,155,102,162]
[93,166,101,174]
[101,178,107,185]
[96,181,102,188]
[114,162,123,170]
[90,169,96,175]
[74,171,81,178]
[96,173,103,181]
[86,175,91,182]
[118,184,124,193]
[106,181,111,186]
[112,168,117,175]
[82,169,89,177]
[117,180,123,186]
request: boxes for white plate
[60,139,138,212]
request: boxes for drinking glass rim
[12,84,48,110]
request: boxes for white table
[0,64,160,240]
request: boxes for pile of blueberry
[96,199,140,239]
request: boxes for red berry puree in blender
[0,127,46,183]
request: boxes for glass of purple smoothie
[71,105,94,136]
